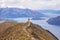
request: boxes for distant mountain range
[0,8,45,18]
[39,10,60,14]
[0,8,60,18]
[47,16,60,26]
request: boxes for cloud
[0,0,60,10]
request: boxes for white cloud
[0,0,60,10]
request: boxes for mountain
[38,10,60,14]
[0,21,58,40]
[47,16,60,26]
[0,8,45,18]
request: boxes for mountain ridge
[0,8,45,18]
[0,21,58,40]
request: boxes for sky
[0,0,60,10]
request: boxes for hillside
[47,16,60,26]
[0,21,58,40]
[0,22,17,34]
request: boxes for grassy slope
[0,22,58,40]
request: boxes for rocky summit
[0,21,58,40]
